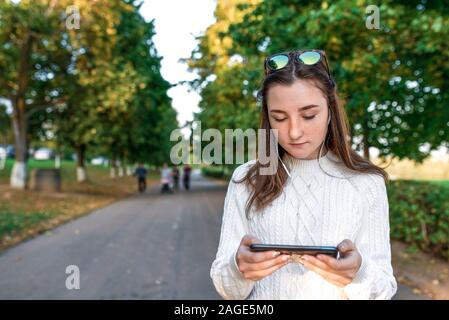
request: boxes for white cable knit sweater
[210,151,397,300]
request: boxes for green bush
[201,166,233,180]
[387,180,449,260]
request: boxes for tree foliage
[187,0,449,163]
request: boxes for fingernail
[282,255,289,261]
[273,251,280,257]
[302,256,309,261]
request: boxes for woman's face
[267,79,329,160]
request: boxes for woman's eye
[303,115,316,120]
[273,118,287,122]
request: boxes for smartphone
[249,244,339,258]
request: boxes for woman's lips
[289,142,308,148]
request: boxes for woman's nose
[288,121,304,140]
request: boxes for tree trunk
[76,144,87,182]
[110,158,117,178]
[363,135,370,160]
[362,118,370,160]
[10,33,33,189]
[10,161,27,189]
[118,159,124,177]
[55,154,61,169]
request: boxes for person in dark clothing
[183,164,192,190]
[172,165,180,190]
[134,163,147,192]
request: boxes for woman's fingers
[244,260,288,281]
[240,246,281,264]
[237,246,287,271]
[243,254,290,272]
[302,255,335,272]
[315,254,339,269]
[241,234,260,246]
[337,239,356,257]
[302,255,348,278]
[302,254,356,286]
[301,259,351,287]
[316,254,355,271]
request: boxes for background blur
[0,0,448,300]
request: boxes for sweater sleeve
[342,174,398,300]
[210,164,256,300]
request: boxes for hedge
[387,180,449,260]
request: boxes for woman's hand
[236,235,290,281]
[300,239,362,288]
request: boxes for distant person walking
[172,165,180,190]
[160,163,173,194]
[134,163,147,193]
[183,164,192,190]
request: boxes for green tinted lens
[298,51,321,65]
[267,54,289,70]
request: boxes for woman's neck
[282,146,333,175]
[299,144,328,160]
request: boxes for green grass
[0,207,57,236]
[0,158,163,186]
[0,158,110,183]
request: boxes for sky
[139,0,216,130]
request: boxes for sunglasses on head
[264,49,334,86]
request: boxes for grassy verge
[392,240,449,300]
[0,209,57,236]
[0,159,158,252]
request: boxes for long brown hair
[235,51,388,218]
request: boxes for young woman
[210,49,397,300]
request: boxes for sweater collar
[281,149,342,176]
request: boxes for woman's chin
[284,146,313,160]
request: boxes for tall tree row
[0,0,178,187]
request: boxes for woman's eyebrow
[270,104,319,113]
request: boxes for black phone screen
[249,244,339,258]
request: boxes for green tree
[52,0,137,181]
[103,0,177,171]
[0,102,11,145]
[0,0,179,186]
[185,0,260,167]
[0,0,72,188]
[188,0,449,164]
